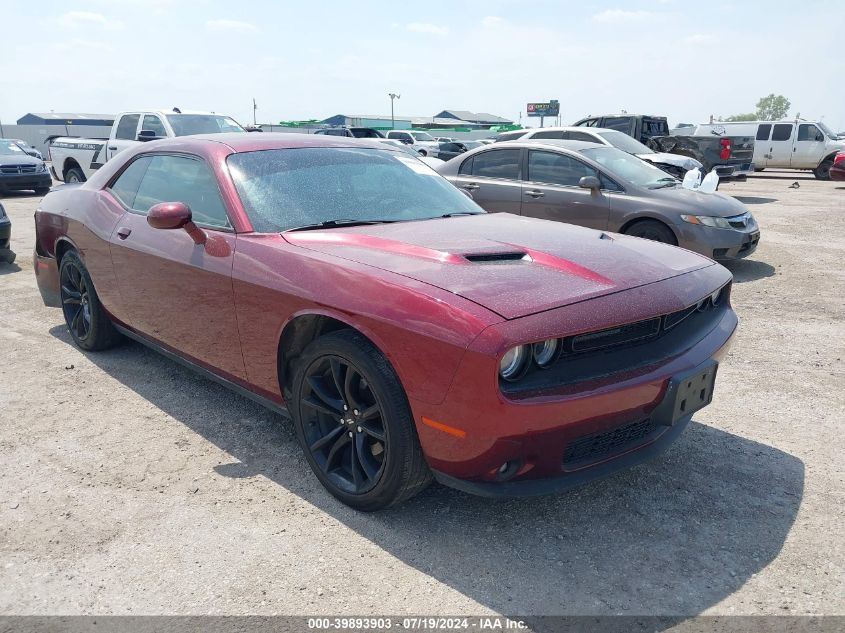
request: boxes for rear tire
[291,330,431,511]
[59,250,121,351]
[65,167,85,183]
[624,219,677,245]
[813,159,833,181]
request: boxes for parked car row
[34,132,737,510]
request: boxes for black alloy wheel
[61,257,93,344]
[300,354,388,494]
[58,251,121,351]
[292,330,431,510]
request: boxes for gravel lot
[0,171,842,618]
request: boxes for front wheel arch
[619,217,678,245]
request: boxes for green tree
[755,94,791,120]
[724,112,757,122]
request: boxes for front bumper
[0,172,52,192]
[675,220,760,261]
[410,265,736,494]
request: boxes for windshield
[0,140,26,156]
[581,146,675,188]
[596,129,654,155]
[461,141,484,150]
[227,147,484,232]
[165,114,245,136]
[817,121,838,140]
[410,132,435,142]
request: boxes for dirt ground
[0,170,842,618]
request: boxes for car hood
[646,185,749,218]
[282,213,715,320]
[0,153,43,167]
[637,152,702,170]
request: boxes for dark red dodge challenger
[34,133,736,510]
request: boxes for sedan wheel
[624,219,677,245]
[292,330,431,510]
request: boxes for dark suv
[314,127,385,138]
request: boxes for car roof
[154,132,394,153]
[496,139,606,151]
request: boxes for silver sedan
[435,140,759,261]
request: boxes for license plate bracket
[653,361,719,426]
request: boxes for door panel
[452,148,523,214]
[792,124,825,168]
[520,150,610,230]
[767,123,794,167]
[109,213,245,379]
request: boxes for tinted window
[569,131,598,143]
[141,115,167,137]
[527,151,597,187]
[772,124,793,142]
[494,131,528,142]
[756,124,772,141]
[115,114,140,140]
[602,117,633,133]
[109,156,152,208]
[227,148,483,233]
[577,119,599,128]
[440,142,462,153]
[133,155,230,227]
[531,130,567,139]
[458,156,474,175]
[797,124,821,142]
[470,149,521,179]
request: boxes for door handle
[463,183,480,191]
[108,146,118,151]
[524,189,545,198]
[116,227,132,240]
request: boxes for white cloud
[58,11,123,30]
[206,19,259,33]
[406,22,449,36]
[592,9,653,23]
[481,16,504,28]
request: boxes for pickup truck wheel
[59,251,121,351]
[813,159,833,181]
[624,219,677,245]
[65,167,85,183]
[292,330,431,511]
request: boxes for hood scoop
[463,251,529,263]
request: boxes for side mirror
[402,139,413,145]
[816,133,824,142]
[147,202,206,244]
[579,176,601,190]
[137,130,163,142]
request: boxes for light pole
[388,93,400,130]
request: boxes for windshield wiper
[284,218,398,232]
[650,178,680,189]
[435,212,483,218]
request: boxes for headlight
[532,339,560,368]
[711,286,724,306]
[680,214,732,229]
[499,345,531,381]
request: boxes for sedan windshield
[595,130,655,155]
[581,147,675,188]
[165,115,244,136]
[227,147,483,232]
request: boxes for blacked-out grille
[562,418,659,467]
[0,164,37,174]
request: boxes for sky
[2,0,844,131]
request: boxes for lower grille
[562,418,659,468]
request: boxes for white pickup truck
[48,109,245,183]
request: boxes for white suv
[385,130,440,157]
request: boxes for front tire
[814,159,833,181]
[624,219,678,245]
[291,330,431,511]
[59,251,121,351]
